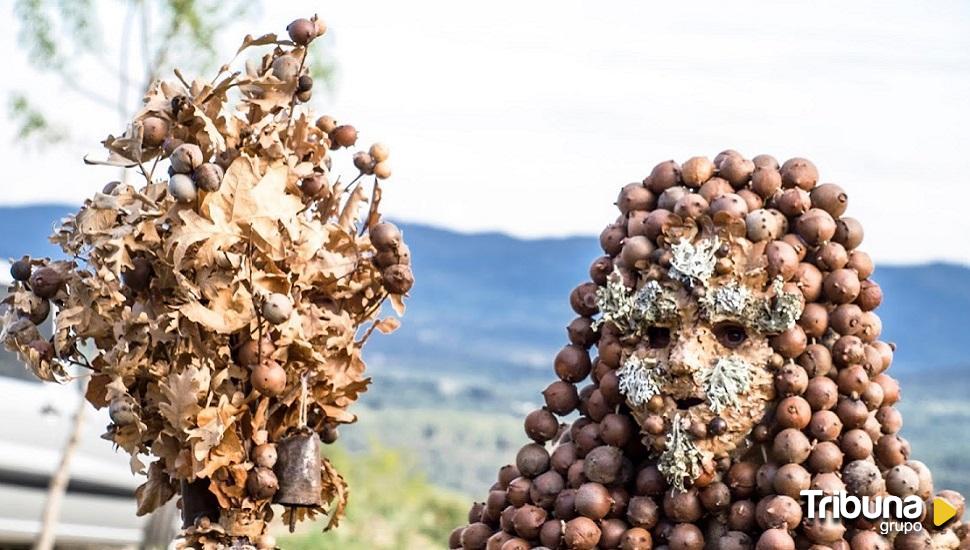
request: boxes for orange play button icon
[934,497,957,527]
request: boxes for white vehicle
[0,260,177,548]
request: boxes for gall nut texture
[287,18,318,46]
[449,151,966,550]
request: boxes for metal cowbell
[273,428,322,508]
[181,478,221,528]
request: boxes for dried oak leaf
[159,365,211,434]
[135,461,176,516]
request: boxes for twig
[283,47,309,138]
[34,377,90,550]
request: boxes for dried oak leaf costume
[0,16,412,550]
[451,152,969,550]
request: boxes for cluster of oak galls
[450,151,966,550]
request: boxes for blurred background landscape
[0,0,968,547]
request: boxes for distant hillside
[2,204,969,378]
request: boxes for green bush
[278,444,467,549]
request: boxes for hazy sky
[1,1,968,264]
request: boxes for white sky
[0,1,968,264]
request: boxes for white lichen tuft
[617,355,664,406]
[594,270,636,332]
[633,280,679,323]
[752,277,804,334]
[595,271,678,335]
[701,356,753,414]
[700,281,752,321]
[669,237,720,286]
[658,415,703,492]
[700,277,803,335]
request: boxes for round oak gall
[775,396,811,429]
[554,345,592,383]
[781,157,819,190]
[108,397,137,426]
[657,186,688,211]
[584,445,623,484]
[774,363,809,396]
[564,516,601,550]
[773,464,811,499]
[511,504,546,539]
[10,258,32,282]
[382,264,414,294]
[251,360,286,397]
[728,500,757,531]
[757,529,795,550]
[751,168,783,199]
[774,188,811,217]
[843,460,884,496]
[805,376,839,411]
[374,161,392,180]
[699,176,733,203]
[681,157,715,188]
[773,428,812,464]
[668,523,704,550]
[516,443,550,478]
[193,163,224,192]
[287,18,317,45]
[756,494,802,530]
[575,481,612,520]
[719,155,755,188]
[543,381,580,415]
[810,182,849,217]
[727,462,758,498]
[168,173,197,203]
[238,336,275,367]
[647,160,681,194]
[807,441,843,474]
[331,125,358,148]
[626,496,658,529]
[824,269,862,304]
[29,267,64,299]
[461,523,493,550]
[834,217,864,250]
[796,208,837,245]
[663,488,702,523]
[709,193,749,218]
[261,293,293,324]
[616,183,655,214]
[246,466,279,500]
[673,193,709,219]
[169,143,203,174]
[141,116,169,147]
[766,240,799,281]
[798,303,829,339]
[253,443,277,468]
[570,282,600,316]
[847,250,874,279]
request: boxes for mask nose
[665,333,697,377]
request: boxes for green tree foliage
[279,445,467,550]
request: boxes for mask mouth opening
[675,397,704,410]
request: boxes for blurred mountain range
[3,204,969,384]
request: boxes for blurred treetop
[9,0,335,146]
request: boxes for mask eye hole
[647,326,670,348]
[714,322,748,348]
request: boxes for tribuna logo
[802,490,924,535]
